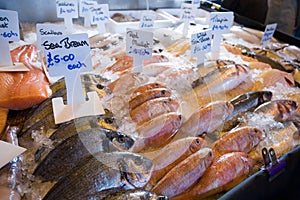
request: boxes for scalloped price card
[139,11,156,29]
[40,33,105,124]
[0,9,28,71]
[0,140,26,169]
[56,0,78,32]
[209,11,234,51]
[90,4,109,34]
[261,23,277,48]
[79,0,97,27]
[126,28,153,72]
[36,24,66,50]
[180,3,196,35]
[191,29,212,66]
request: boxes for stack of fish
[0,23,300,200]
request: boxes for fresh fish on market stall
[0,108,9,133]
[103,189,168,200]
[43,151,153,200]
[172,152,254,200]
[152,148,213,198]
[130,83,167,99]
[0,45,51,110]
[33,127,134,181]
[145,137,207,190]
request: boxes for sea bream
[43,152,153,200]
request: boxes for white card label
[90,4,109,25]
[36,24,66,50]
[180,3,196,21]
[0,140,26,169]
[209,12,234,34]
[126,28,153,61]
[191,30,212,56]
[139,11,156,28]
[0,9,20,42]
[79,0,96,17]
[261,23,277,48]
[56,0,78,18]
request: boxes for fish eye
[96,84,105,89]
[118,135,126,143]
[134,157,143,166]
[104,118,114,124]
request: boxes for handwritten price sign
[261,23,277,48]
[180,3,196,21]
[0,9,19,41]
[209,12,233,34]
[56,0,78,18]
[191,29,212,65]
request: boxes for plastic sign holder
[139,11,156,29]
[90,4,109,34]
[0,140,26,169]
[180,3,196,36]
[79,0,97,27]
[56,0,78,32]
[40,33,105,124]
[191,29,212,67]
[0,9,28,71]
[126,28,153,73]
[261,23,277,49]
[209,11,234,57]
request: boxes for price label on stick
[126,28,153,73]
[41,33,105,124]
[0,9,28,71]
[139,11,156,29]
[191,29,212,66]
[90,4,109,34]
[36,24,66,50]
[180,3,196,36]
[79,0,97,27]
[261,23,277,49]
[56,0,78,32]
[209,12,234,52]
[0,140,26,169]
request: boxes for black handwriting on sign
[42,37,89,50]
[58,2,75,6]
[0,22,8,28]
[211,15,228,24]
[127,31,139,39]
[40,29,63,36]
[0,17,9,21]
[132,39,150,48]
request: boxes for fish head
[117,152,153,188]
[101,128,135,151]
[189,137,207,153]
[278,100,298,120]
[259,91,273,103]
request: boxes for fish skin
[129,88,172,110]
[152,148,213,198]
[130,97,179,125]
[192,64,250,98]
[43,152,153,200]
[131,83,167,99]
[176,101,234,138]
[212,126,264,157]
[131,112,182,152]
[34,128,134,182]
[145,137,207,190]
[0,45,51,110]
[102,189,168,200]
[172,152,254,200]
[254,100,298,122]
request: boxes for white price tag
[56,0,78,18]
[261,23,277,48]
[36,24,66,50]
[0,141,26,169]
[139,11,156,29]
[79,0,97,27]
[180,3,196,22]
[0,9,19,42]
[191,29,212,65]
[126,28,153,72]
[90,4,109,34]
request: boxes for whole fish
[222,91,273,131]
[129,88,172,110]
[152,148,213,198]
[172,152,254,200]
[254,100,298,122]
[43,151,153,200]
[130,112,182,152]
[212,126,264,157]
[34,128,134,181]
[176,101,234,139]
[130,97,179,125]
[192,64,250,98]
[145,137,207,190]
[103,189,168,200]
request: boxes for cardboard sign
[79,0,97,27]
[209,11,234,52]
[90,4,109,34]
[0,140,26,169]
[139,11,156,29]
[36,24,66,50]
[261,23,277,48]
[126,28,153,72]
[191,29,212,65]
[0,9,27,71]
[56,0,78,32]
[41,33,104,124]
